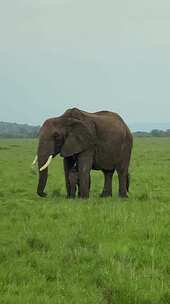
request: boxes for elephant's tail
[126,173,130,192]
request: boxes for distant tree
[165,129,170,136]
[151,129,165,137]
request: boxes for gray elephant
[33,108,133,199]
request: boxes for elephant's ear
[61,119,96,157]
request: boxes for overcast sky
[0,0,170,126]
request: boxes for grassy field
[0,137,170,304]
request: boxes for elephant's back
[86,111,132,170]
[83,110,129,132]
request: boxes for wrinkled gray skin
[68,167,79,198]
[37,108,133,198]
[68,164,91,198]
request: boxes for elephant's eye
[54,134,63,144]
[53,132,60,139]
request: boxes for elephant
[33,108,133,199]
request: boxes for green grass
[0,138,170,304]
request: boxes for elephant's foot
[100,191,112,198]
[37,191,47,198]
[119,192,128,199]
[67,194,76,199]
[79,193,89,199]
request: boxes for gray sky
[0,0,170,127]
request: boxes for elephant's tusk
[31,155,38,168]
[39,155,53,171]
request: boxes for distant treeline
[0,122,170,138]
[133,129,170,137]
[0,122,40,138]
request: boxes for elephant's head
[35,108,96,197]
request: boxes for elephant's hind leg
[117,169,129,198]
[100,170,114,197]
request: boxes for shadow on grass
[51,189,66,199]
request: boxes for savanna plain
[0,137,169,304]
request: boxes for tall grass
[0,138,169,303]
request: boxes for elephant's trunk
[36,135,56,197]
[37,168,48,197]
[37,153,53,197]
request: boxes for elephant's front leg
[63,157,75,198]
[78,152,93,199]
